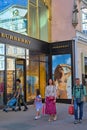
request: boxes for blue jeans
[74,100,84,120]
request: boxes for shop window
[52,54,72,99]
[26,60,39,101]
[6,45,25,59]
[6,58,15,99]
[40,55,48,62]
[40,62,48,98]
[26,54,48,101]
[0,56,5,105]
[0,44,5,55]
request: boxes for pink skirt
[45,97,56,115]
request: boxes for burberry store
[0,28,49,106]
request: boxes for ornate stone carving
[72,0,78,27]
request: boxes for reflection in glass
[7,58,15,100]
[0,0,28,35]
[26,60,39,101]
[26,54,48,101]
[0,56,5,70]
[6,45,25,59]
[0,56,5,105]
[39,5,48,41]
[0,44,5,55]
[40,62,47,98]
[29,5,37,38]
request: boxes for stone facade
[51,0,87,83]
[51,0,82,42]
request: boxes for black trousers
[18,95,27,109]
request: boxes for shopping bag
[68,105,74,115]
[42,104,45,116]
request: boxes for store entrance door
[6,58,26,103]
[15,59,26,101]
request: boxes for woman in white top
[45,79,57,122]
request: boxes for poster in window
[52,54,72,99]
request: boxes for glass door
[15,59,26,100]
[6,58,15,101]
[6,58,26,102]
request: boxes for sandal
[53,116,57,121]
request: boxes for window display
[52,54,72,99]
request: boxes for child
[34,89,42,120]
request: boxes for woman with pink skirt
[45,79,57,122]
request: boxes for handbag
[68,105,74,115]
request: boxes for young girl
[34,89,42,120]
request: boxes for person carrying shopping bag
[72,78,87,124]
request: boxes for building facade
[0,0,51,106]
[0,28,49,106]
[1,0,87,106]
[51,0,87,86]
[0,0,51,42]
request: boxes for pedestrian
[16,78,28,111]
[34,89,42,120]
[45,79,57,122]
[72,78,87,124]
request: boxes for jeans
[74,100,84,120]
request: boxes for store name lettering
[52,45,69,49]
[0,33,30,44]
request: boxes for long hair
[47,79,54,85]
[54,65,63,80]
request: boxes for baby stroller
[3,97,18,112]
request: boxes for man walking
[72,78,87,124]
[16,78,28,111]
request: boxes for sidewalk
[0,103,87,130]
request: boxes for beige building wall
[77,41,87,80]
[51,0,82,42]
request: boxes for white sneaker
[34,116,41,120]
[35,116,38,120]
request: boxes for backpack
[74,84,84,104]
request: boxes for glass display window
[6,45,25,58]
[0,43,5,55]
